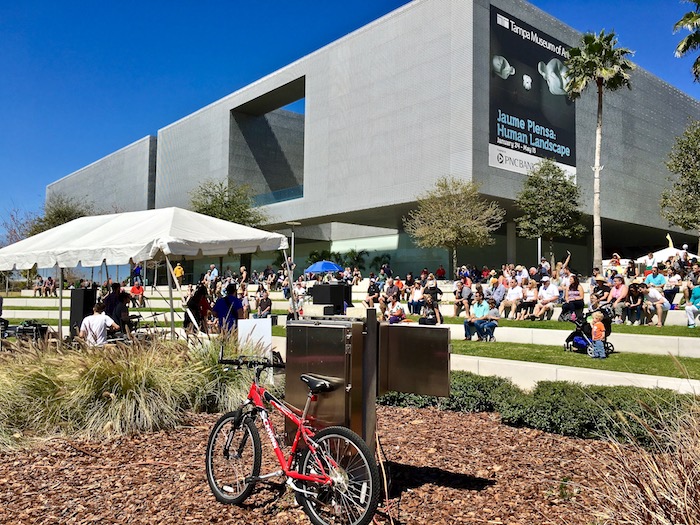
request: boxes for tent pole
[164,256,176,340]
[283,249,297,320]
[58,267,63,342]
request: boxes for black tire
[205,412,261,505]
[298,426,380,525]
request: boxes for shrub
[597,401,700,523]
[443,372,523,413]
[62,341,200,436]
[188,341,254,413]
[507,381,607,437]
[379,372,691,444]
[377,390,438,409]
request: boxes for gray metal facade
[47,135,156,213]
[48,0,700,254]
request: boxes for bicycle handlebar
[218,355,286,370]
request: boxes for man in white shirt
[499,279,523,320]
[79,303,120,346]
[639,283,670,327]
[531,276,559,320]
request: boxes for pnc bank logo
[497,153,504,163]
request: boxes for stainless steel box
[378,324,451,397]
[285,320,366,439]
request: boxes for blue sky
[0,0,697,234]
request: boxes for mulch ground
[0,406,612,524]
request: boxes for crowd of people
[354,245,700,333]
[35,244,700,346]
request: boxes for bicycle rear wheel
[299,426,380,525]
[205,411,261,504]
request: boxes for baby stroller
[564,303,615,357]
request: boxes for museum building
[47,0,700,275]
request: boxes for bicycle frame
[241,369,334,488]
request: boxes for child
[591,311,606,358]
[478,299,500,341]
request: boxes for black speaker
[312,283,349,314]
[70,288,97,336]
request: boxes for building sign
[489,7,576,178]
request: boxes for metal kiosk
[285,310,451,448]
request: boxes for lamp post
[286,221,301,270]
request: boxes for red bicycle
[205,356,380,525]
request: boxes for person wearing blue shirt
[212,283,243,332]
[686,285,700,329]
[464,291,489,340]
[644,266,666,289]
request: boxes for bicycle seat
[300,374,338,394]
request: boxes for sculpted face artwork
[537,58,569,95]
[492,55,516,79]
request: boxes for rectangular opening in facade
[230,77,305,206]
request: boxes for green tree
[674,1,700,81]
[342,249,368,270]
[27,193,96,237]
[514,159,587,260]
[403,177,505,275]
[566,30,635,270]
[306,249,342,266]
[660,120,700,253]
[190,179,266,227]
[370,253,391,272]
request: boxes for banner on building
[489,7,576,178]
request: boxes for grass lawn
[430,315,700,338]
[452,339,700,380]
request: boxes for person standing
[208,264,219,293]
[79,303,120,346]
[132,263,142,285]
[213,283,244,332]
[174,262,185,287]
[590,311,607,358]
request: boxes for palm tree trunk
[593,79,604,270]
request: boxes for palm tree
[343,249,369,270]
[566,30,635,270]
[674,1,700,81]
[306,249,342,266]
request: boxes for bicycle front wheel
[205,411,261,505]
[299,426,380,525]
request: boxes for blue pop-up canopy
[305,260,342,274]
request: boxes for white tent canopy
[0,207,289,271]
[634,246,698,265]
